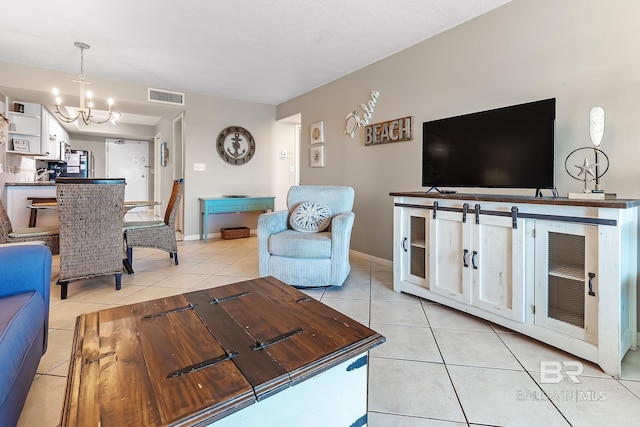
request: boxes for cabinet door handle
[472,251,478,270]
[463,249,469,267]
[588,272,596,296]
[402,237,408,252]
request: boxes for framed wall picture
[310,146,324,167]
[160,142,169,167]
[12,138,30,152]
[310,121,324,144]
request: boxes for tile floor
[16,235,640,427]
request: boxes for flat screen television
[422,98,556,192]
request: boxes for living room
[2,0,640,425]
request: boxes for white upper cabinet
[6,101,41,155]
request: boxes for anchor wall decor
[216,126,256,165]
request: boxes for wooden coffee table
[60,276,385,426]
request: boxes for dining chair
[56,178,126,299]
[124,178,184,271]
[0,199,59,254]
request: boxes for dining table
[27,199,161,214]
[27,199,161,230]
[27,199,161,274]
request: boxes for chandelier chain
[79,46,85,79]
[52,42,119,125]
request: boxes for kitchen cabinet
[4,101,68,160]
[4,183,58,229]
[6,102,42,155]
[392,192,638,377]
[37,107,67,161]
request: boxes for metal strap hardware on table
[199,196,275,242]
[60,277,385,426]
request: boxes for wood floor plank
[134,294,254,424]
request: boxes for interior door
[153,132,162,217]
[173,113,184,235]
[106,139,149,211]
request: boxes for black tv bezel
[421,98,556,191]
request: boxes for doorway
[273,113,301,210]
[153,132,162,217]
[173,113,185,236]
[105,139,149,212]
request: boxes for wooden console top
[390,191,640,209]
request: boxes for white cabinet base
[209,353,369,427]
[5,184,57,229]
[392,192,639,378]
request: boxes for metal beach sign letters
[364,116,413,146]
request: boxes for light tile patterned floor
[17,236,640,427]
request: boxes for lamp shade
[589,106,605,147]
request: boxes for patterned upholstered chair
[258,185,355,288]
[56,178,126,299]
[124,179,184,270]
[0,199,59,255]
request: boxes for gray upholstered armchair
[258,185,355,288]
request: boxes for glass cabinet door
[534,221,598,345]
[400,209,428,287]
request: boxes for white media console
[391,192,639,378]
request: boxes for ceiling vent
[148,88,185,106]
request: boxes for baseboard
[349,249,392,268]
[183,228,258,242]
[182,236,393,269]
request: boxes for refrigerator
[64,150,94,178]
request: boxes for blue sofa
[0,244,51,426]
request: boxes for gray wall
[181,93,276,235]
[277,0,640,261]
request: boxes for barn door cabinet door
[429,204,525,320]
[468,213,526,322]
[429,208,467,303]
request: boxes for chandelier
[52,42,120,125]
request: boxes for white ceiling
[0,0,509,108]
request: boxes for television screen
[422,98,556,190]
